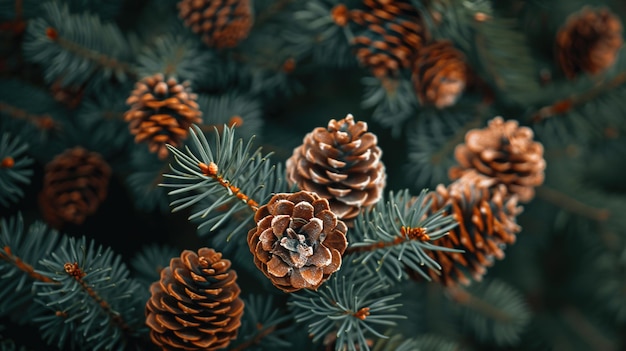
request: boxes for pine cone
[556,6,623,79]
[178,0,253,49]
[38,147,111,229]
[124,73,202,160]
[247,191,348,293]
[146,248,244,351]
[449,116,546,203]
[412,171,523,287]
[350,0,429,78]
[412,40,468,109]
[285,114,386,220]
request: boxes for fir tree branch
[560,307,617,351]
[535,186,611,221]
[345,226,430,255]
[0,246,54,283]
[255,0,294,27]
[61,262,132,333]
[0,102,57,131]
[198,161,259,211]
[529,69,626,123]
[44,26,135,78]
[229,324,278,351]
[446,285,513,323]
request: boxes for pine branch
[288,261,407,351]
[349,189,459,282]
[446,279,532,346]
[162,124,289,237]
[22,2,136,88]
[535,186,611,221]
[33,236,148,351]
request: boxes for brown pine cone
[350,0,429,78]
[285,114,386,220]
[412,171,523,287]
[38,147,111,229]
[556,6,623,79]
[124,73,202,160]
[449,116,546,203]
[146,248,244,351]
[412,40,468,109]
[178,0,253,49]
[247,191,348,293]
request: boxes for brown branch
[535,186,610,221]
[446,285,513,323]
[0,102,58,131]
[0,246,55,283]
[529,69,626,123]
[344,226,429,255]
[229,324,278,351]
[64,262,133,333]
[560,307,617,351]
[198,161,259,211]
[45,27,136,78]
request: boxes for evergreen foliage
[1,0,625,350]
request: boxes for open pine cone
[38,147,111,229]
[146,248,244,351]
[178,0,253,49]
[449,116,546,203]
[285,114,386,220]
[411,171,523,287]
[412,39,468,109]
[350,0,429,78]
[556,6,623,79]
[247,191,348,293]
[124,73,202,160]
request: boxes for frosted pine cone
[178,0,253,49]
[247,191,348,293]
[412,40,468,108]
[556,6,623,79]
[411,171,523,287]
[449,116,546,203]
[285,114,386,220]
[38,147,111,229]
[146,248,244,351]
[124,73,202,160]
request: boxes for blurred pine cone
[412,40,468,109]
[124,73,202,160]
[412,171,523,286]
[350,0,429,78]
[285,114,386,220]
[178,0,253,49]
[38,147,111,229]
[146,247,244,351]
[449,116,546,203]
[556,6,623,79]
[247,191,348,293]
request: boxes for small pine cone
[146,248,244,351]
[38,147,111,229]
[449,116,546,203]
[178,0,253,49]
[412,40,468,109]
[413,171,523,287]
[285,114,386,220]
[351,0,429,78]
[556,6,623,79]
[124,73,202,160]
[247,191,348,293]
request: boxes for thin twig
[535,186,610,221]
